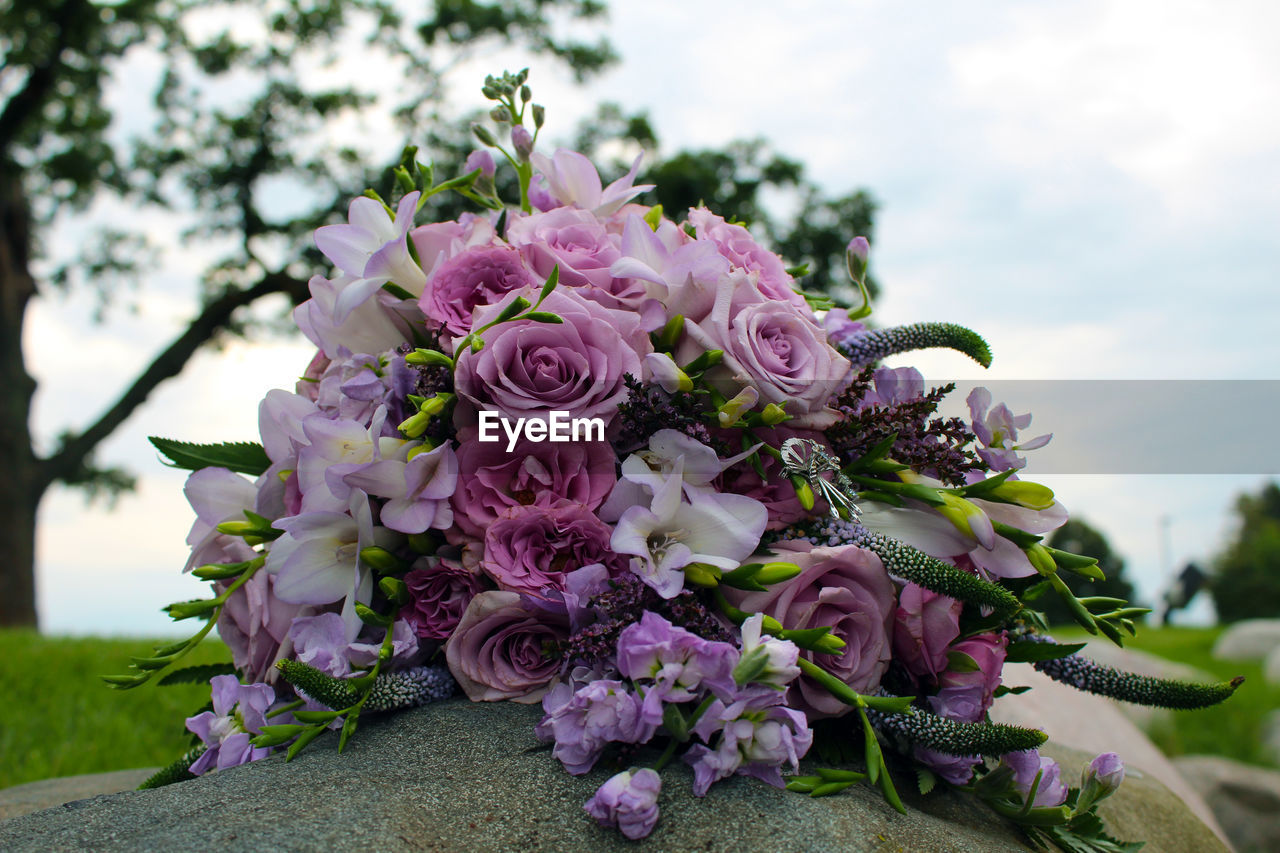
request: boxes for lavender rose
[420,245,537,337]
[683,273,850,418]
[724,542,895,718]
[934,631,1008,723]
[687,207,808,310]
[505,207,621,293]
[400,557,484,641]
[453,287,649,424]
[451,427,616,538]
[481,504,624,596]
[444,590,568,702]
[892,582,963,685]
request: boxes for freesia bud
[532,104,546,128]
[471,123,497,147]
[644,352,693,393]
[937,492,995,549]
[1077,752,1125,812]
[512,125,534,161]
[717,386,759,427]
[760,403,789,425]
[846,236,870,283]
[465,149,496,179]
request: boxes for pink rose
[444,590,569,702]
[453,287,649,424]
[481,504,624,596]
[687,207,808,311]
[409,213,495,277]
[420,245,537,337]
[892,582,963,685]
[451,427,616,538]
[400,557,484,641]
[724,542,895,718]
[683,274,850,417]
[506,206,622,295]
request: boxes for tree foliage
[1211,481,1280,623]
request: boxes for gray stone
[1261,710,1280,766]
[0,698,1227,852]
[1263,645,1280,684]
[0,768,157,821]
[1172,755,1280,853]
[1213,619,1280,662]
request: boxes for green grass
[1069,625,1279,769]
[0,631,231,790]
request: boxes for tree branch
[38,271,308,489]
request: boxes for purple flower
[465,149,496,179]
[935,632,1008,723]
[314,191,425,298]
[506,206,621,294]
[682,272,850,419]
[530,149,652,217]
[1088,751,1125,792]
[481,503,623,596]
[312,349,397,424]
[892,583,963,685]
[294,274,413,360]
[725,542,895,718]
[443,590,568,702]
[450,426,616,538]
[821,307,867,348]
[584,768,662,840]
[347,618,421,668]
[400,558,484,641]
[617,612,739,715]
[683,704,812,796]
[420,245,537,337]
[182,466,259,572]
[734,613,801,691]
[289,612,353,677]
[343,441,459,534]
[966,387,1052,472]
[914,746,981,786]
[453,287,649,425]
[861,366,925,408]
[295,409,387,514]
[1002,749,1069,808]
[535,680,654,775]
[686,207,807,311]
[714,426,830,530]
[185,675,275,775]
[215,571,303,683]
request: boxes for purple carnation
[421,245,537,337]
[400,558,484,641]
[481,503,624,597]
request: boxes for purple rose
[893,582,963,685]
[481,504,624,596]
[935,632,1008,722]
[683,273,850,418]
[453,287,649,424]
[400,558,484,641]
[506,206,621,293]
[451,426,616,538]
[687,207,808,310]
[420,245,537,337]
[1003,749,1068,808]
[584,768,662,840]
[444,590,568,702]
[409,214,495,278]
[725,542,895,718]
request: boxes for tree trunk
[0,162,40,627]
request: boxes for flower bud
[644,352,693,393]
[846,236,870,283]
[717,386,759,427]
[760,403,789,425]
[532,104,546,128]
[511,125,534,161]
[471,123,497,147]
[489,105,512,124]
[937,492,995,549]
[1077,752,1125,812]
[465,148,496,179]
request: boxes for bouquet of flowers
[111,71,1241,849]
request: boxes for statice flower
[584,768,662,840]
[535,679,655,774]
[966,387,1051,472]
[185,675,275,775]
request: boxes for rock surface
[0,697,1228,853]
[1264,645,1280,684]
[0,769,156,821]
[1172,755,1280,853]
[1213,619,1280,662]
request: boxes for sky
[24,0,1280,634]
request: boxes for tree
[1041,517,1137,627]
[1211,481,1280,623]
[0,0,615,627]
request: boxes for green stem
[797,658,866,709]
[651,736,681,772]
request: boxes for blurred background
[2,0,1278,840]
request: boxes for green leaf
[536,264,559,305]
[1005,640,1087,663]
[993,684,1033,698]
[946,650,982,672]
[917,767,937,795]
[523,311,563,324]
[156,663,236,687]
[149,437,270,476]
